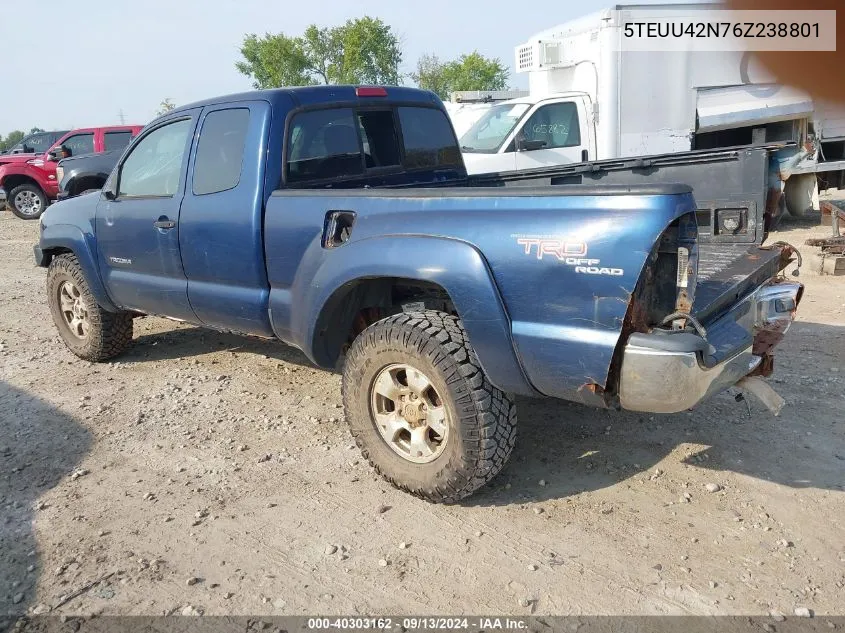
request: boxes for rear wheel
[47,254,134,361]
[342,310,517,503]
[8,184,48,219]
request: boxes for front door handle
[154,218,176,230]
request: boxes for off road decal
[513,235,624,276]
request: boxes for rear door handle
[154,219,176,230]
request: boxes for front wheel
[47,254,134,361]
[8,184,48,219]
[342,311,517,503]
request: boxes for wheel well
[2,175,41,195]
[41,247,74,266]
[312,278,457,367]
[70,176,105,196]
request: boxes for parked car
[34,86,803,503]
[56,150,122,201]
[0,125,142,219]
[0,130,69,157]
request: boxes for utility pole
[118,109,126,125]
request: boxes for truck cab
[460,93,595,175]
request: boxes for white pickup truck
[459,3,845,218]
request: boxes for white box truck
[459,3,845,217]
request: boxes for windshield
[459,103,530,153]
[9,132,65,155]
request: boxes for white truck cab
[460,93,595,175]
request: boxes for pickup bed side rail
[469,144,797,245]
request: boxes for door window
[520,102,581,149]
[192,108,250,195]
[104,131,134,152]
[118,119,192,197]
[59,133,95,157]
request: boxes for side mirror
[516,138,548,152]
[103,189,116,201]
[47,148,64,162]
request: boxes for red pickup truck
[0,125,142,219]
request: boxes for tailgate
[693,244,788,325]
[691,242,798,369]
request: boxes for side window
[286,109,362,183]
[118,119,192,197]
[60,133,95,157]
[398,107,462,169]
[357,110,400,168]
[193,109,250,195]
[104,131,133,152]
[521,102,581,149]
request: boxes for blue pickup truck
[35,86,804,503]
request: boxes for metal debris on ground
[810,201,845,275]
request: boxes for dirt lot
[1,210,843,619]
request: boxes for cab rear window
[285,105,460,185]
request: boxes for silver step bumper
[619,279,803,414]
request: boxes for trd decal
[516,237,587,260]
[513,235,624,276]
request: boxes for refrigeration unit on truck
[459,3,845,218]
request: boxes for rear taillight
[674,211,699,316]
[356,86,388,97]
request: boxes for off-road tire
[8,184,48,220]
[47,254,134,361]
[342,310,517,503]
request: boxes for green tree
[412,51,509,100]
[0,130,25,152]
[236,16,402,89]
[29,127,45,134]
[410,54,450,100]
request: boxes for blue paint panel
[179,100,274,336]
[264,189,695,400]
[264,231,535,396]
[93,110,202,321]
[38,204,118,312]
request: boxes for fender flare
[288,235,539,397]
[38,223,120,312]
[63,169,110,196]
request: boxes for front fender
[277,235,539,397]
[0,162,49,192]
[38,223,119,312]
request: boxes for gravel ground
[1,209,843,619]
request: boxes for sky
[2,0,675,133]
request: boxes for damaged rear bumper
[618,278,803,414]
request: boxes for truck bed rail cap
[275,184,694,198]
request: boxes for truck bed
[464,144,795,325]
[468,142,798,246]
